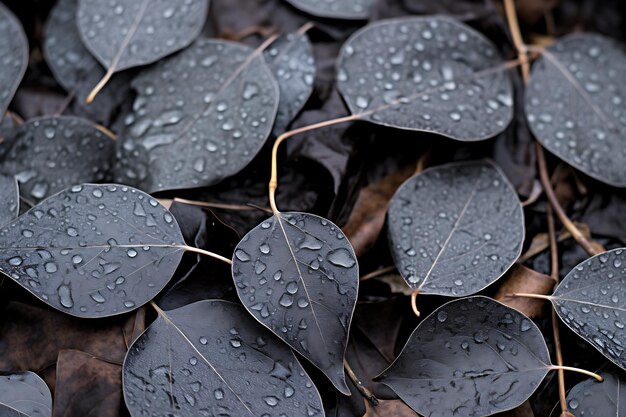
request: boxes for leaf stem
[510,292,552,301]
[182,245,232,265]
[549,365,604,382]
[86,67,114,104]
[410,290,421,318]
[343,359,379,405]
[503,0,530,80]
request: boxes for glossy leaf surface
[559,367,626,416]
[0,371,52,417]
[0,174,19,226]
[285,0,373,19]
[232,212,359,395]
[0,3,28,118]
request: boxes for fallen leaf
[495,264,555,318]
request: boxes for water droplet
[327,248,356,268]
[58,284,73,308]
[264,396,279,407]
[235,249,251,262]
[214,388,224,400]
[127,249,138,258]
[520,320,532,332]
[437,310,448,322]
[8,256,22,266]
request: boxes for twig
[343,359,379,405]
[360,266,396,281]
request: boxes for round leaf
[0,173,19,226]
[123,300,324,417]
[526,33,626,187]
[284,0,373,20]
[115,39,279,192]
[377,296,552,417]
[0,184,185,318]
[232,212,359,395]
[387,160,524,296]
[0,371,52,417]
[336,16,514,141]
[555,367,625,416]
[552,248,626,370]
[0,3,28,118]
[76,0,209,73]
[265,31,315,136]
[0,116,115,203]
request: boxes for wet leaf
[76,0,209,75]
[550,248,626,370]
[526,33,626,187]
[336,16,513,140]
[377,296,553,417]
[495,265,555,318]
[231,212,359,394]
[0,174,19,226]
[115,39,279,193]
[0,184,185,318]
[554,367,625,416]
[123,300,324,416]
[0,3,28,119]
[387,160,524,296]
[0,371,52,417]
[0,116,115,203]
[265,30,315,136]
[284,0,373,19]
[43,0,131,122]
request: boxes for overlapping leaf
[0,184,185,318]
[123,300,324,416]
[0,3,28,119]
[377,296,553,417]
[0,174,19,226]
[550,248,626,370]
[553,367,625,416]
[115,39,279,192]
[526,33,626,186]
[231,212,359,394]
[285,0,373,19]
[0,116,115,203]
[336,16,513,140]
[0,371,52,417]
[387,160,524,296]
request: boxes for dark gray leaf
[0,174,18,226]
[377,296,552,417]
[231,212,358,395]
[0,183,185,318]
[526,33,626,187]
[265,31,315,136]
[76,0,209,73]
[284,0,373,19]
[115,39,279,193]
[551,248,626,370]
[336,16,513,141]
[559,367,625,416]
[43,0,130,121]
[0,371,52,417]
[123,300,324,417]
[0,116,115,203]
[387,160,524,296]
[0,3,28,118]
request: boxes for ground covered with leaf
[0,0,625,416]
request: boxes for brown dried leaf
[364,399,418,417]
[495,264,555,318]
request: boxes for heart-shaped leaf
[284,0,373,19]
[123,300,324,416]
[377,296,553,417]
[43,0,131,122]
[550,248,626,370]
[526,33,626,187]
[0,116,115,203]
[265,30,315,136]
[0,371,52,417]
[0,174,19,226]
[115,38,279,193]
[387,160,524,296]
[553,367,625,416]
[0,183,185,318]
[336,16,514,140]
[231,212,359,395]
[76,0,209,95]
[0,3,28,118]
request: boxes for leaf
[387,160,525,296]
[554,367,625,416]
[264,30,316,136]
[76,0,209,79]
[494,265,555,318]
[0,183,185,318]
[550,248,626,370]
[376,296,553,417]
[0,371,52,417]
[123,300,324,416]
[43,0,131,123]
[336,16,513,141]
[0,116,115,203]
[0,173,19,226]
[231,212,359,394]
[115,38,279,193]
[284,0,373,19]
[527,33,626,187]
[0,3,28,119]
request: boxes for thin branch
[343,359,379,405]
[360,266,396,281]
[503,0,530,80]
